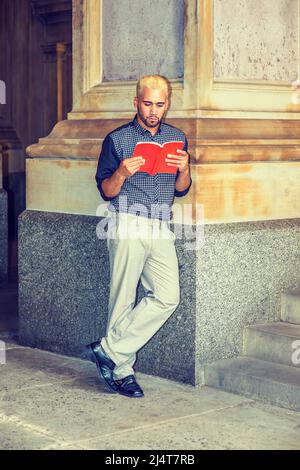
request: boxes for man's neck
[136,115,159,136]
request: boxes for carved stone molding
[0,126,22,150]
[31,0,72,25]
[26,117,300,163]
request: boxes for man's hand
[117,156,145,178]
[165,149,189,173]
[101,156,145,199]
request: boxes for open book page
[132,141,184,175]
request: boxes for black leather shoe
[86,341,118,393]
[115,375,144,398]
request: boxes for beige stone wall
[102,0,184,81]
[70,0,300,117]
[214,0,298,82]
[26,158,300,224]
[26,0,300,225]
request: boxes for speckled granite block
[0,189,8,282]
[18,211,300,385]
[18,211,110,357]
[196,219,300,384]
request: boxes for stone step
[243,322,300,368]
[204,356,300,411]
[281,289,300,325]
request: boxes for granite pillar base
[0,189,8,282]
[19,210,300,385]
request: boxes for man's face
[134,87,169,131]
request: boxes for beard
[137,108,162,128]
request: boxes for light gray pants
[101,212,180,380]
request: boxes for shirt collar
[133,114,162,136]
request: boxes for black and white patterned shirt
[95,115,192,220]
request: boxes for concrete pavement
[0,332,299,450]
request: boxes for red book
[132,141,184,176]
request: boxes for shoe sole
[117,391,144,398]
[86,344,118,394]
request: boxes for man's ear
[133,96,138,109]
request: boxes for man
[87,75,192,398]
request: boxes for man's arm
[101,170,127,199]
[101,156,145,198]
[175,165,191,194]
[95,135,145,200]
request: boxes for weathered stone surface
[1,341,299,450]
[281,288,300,324]
[196,218,300,378]
[214,0,298,81]
[205,356,300,411]
[102,0,184,81]
[243,322,300,367]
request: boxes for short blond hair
[136,75,171,99]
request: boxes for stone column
[19,0,300,385]
[56,42,68,122]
